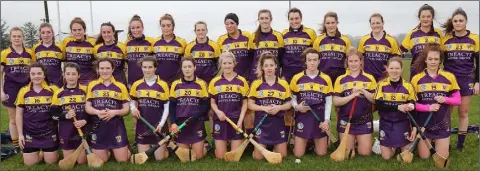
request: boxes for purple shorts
[337,119,373,135]
[254,115,287,145]
[89,117,129,150]
[175,117,206,144]
[23,129,59,150]
[294,114,327,140]
[60,135,83,150]
[455,74,475,96]
[379,118,411,148]
[212,117,244,141]
[58,122,85,150]
[2,82,26,108]
[325,68,346,83]
[135,123,168,145]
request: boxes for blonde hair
[194,21,207,31]
[344,47,364,69]
[216,51,237,76]
[255,52,278,79]
[159,13,175,30]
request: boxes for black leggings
[22,146,58,153]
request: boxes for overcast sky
[1,1,479,42]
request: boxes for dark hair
[416,4,435,31]
[253,9,272,47]
[288,7,303,19]
[256,51,278,78]
[159,13,176,31]
[413,43,444,74]
[137,55,158,68]
[128,14,143,39]
[95,22,118,45]
[63,62,81,73]
[320,12,339,35]
[39,23,55,42]
[300,47,319,64]
[441,8,468,34]
[380,56,404,81]
[179,57,196,79]
[94,57,115,70]
[369,13,384,23]
[29,62,50,85]
[70,17,86,31]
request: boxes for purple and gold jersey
[313,32,351,74]
[217,30,252,80]
[290,71,333,117]
[358,31,401,80]
[248,77,291,118]
[170,77,208,118]
[94,42,128,85]
[184,38,221,83]
[86,77,130,123]
[62,36,96,85]
[33,42,64,86]
[248,30,284,80]
[281,26,317,68]
[1,46,35,84]
[51,84,87,144]
[401,27,443,77]
[153,35,187,84]
[208,74,249,119]
[374,77,417,121]
[442,30,480,78]
[411,69,460,132]
[130,76,170,118]
[334,70,377,124]
[15,82,59,147]
[124,35,155,86]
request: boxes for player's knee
[458,110,469,118]
[381,153,392,160]
[358,149,372,156]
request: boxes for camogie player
[85,58,131,162]
[411,43,461,160]
[282,7,317,82]
[16,62,59,165]
[169,57,210,160]
[94,22,128,86]
[441,8,479,151]
[358,13,402,81]
[290,48,332,157]
[374,57,416,160]
[130,56,170,160]
[50,62,87,164]
[125,15,155,88]
[248,52,292,160]
[62,17,96,85]
[217,13,252,81]
[401,4,443,79]
[333,48,376,156]
[313,12,351,83]
[33,23,64,87]
[208,52,249,159]
[1,27,35,149]
[249,9,284,83]
[153,14,187,84]
[185,21,221,84]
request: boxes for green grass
[0,59,478,170]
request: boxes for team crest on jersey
[197,130,203,137]
[280,130,285,138]
[339,46,344,51]
[420,84,427,91]
[216,86,222,92]
[299,84,305,90]
[342,84,348,90]
[297,122,304,130]
[258,91,264,97]
[176,90,181,96]
[60,97,66,104]
[447,44,452,49]
[456,45,462,50]
[256,128,262,135]
[442,85,447,90]
[279,92,284,97]
[137,90,142,96]
[8,58,14,64]
[363,83,368,89]
[94,90,99,97]
[116,136,122,143]
[196,90,201,96]
[114,92,119,98]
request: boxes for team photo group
[0,3,478,169]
